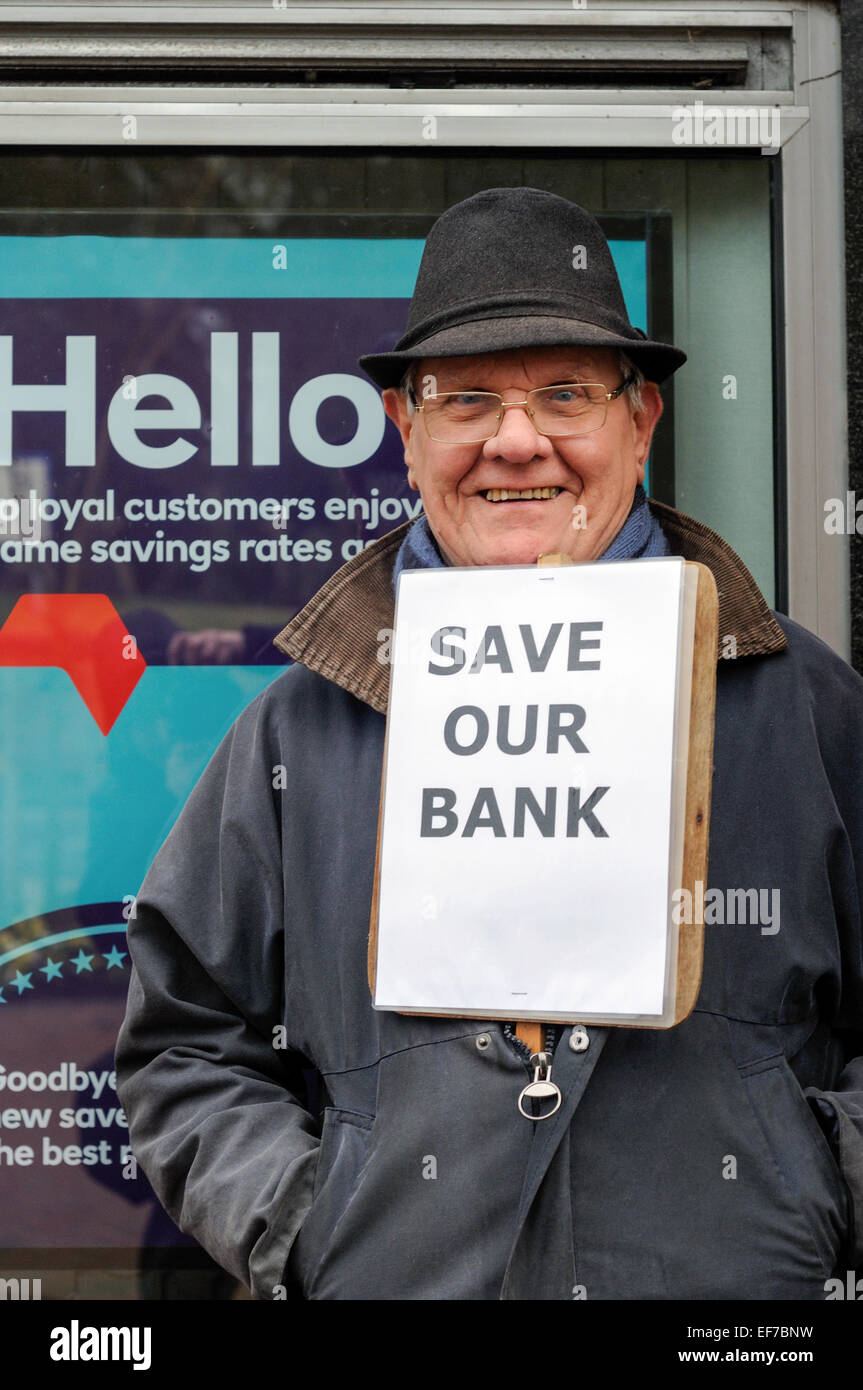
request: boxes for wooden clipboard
[367,556,719,1037]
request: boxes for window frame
[0,0,846,654]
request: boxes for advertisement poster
[0,230,646,1251]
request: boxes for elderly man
[116,188,863,1302]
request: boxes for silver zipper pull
[517,1050,562,1121]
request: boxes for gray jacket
[115,503,863,1300]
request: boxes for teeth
[485,487,561,502]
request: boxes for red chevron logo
[0,595,146,735]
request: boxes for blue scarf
[392,483,670,588]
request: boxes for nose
[482,400,553,464]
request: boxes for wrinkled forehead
[415,345,620,392]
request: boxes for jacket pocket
[288,1107,375,1297]
[738,1054,850,1276]
[566,1016,849,1299]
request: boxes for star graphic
[102,946,127,970]
[0,986,5,1004]
[39,957,64,982]
[12,969,33,995]
[70,949,94,974]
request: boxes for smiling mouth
[481,486,562,502]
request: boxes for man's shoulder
[770,610,863,686]
[232,657,382,741]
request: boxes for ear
[382,387,419,489]
[631,382,664,480]
[383,388,413,449]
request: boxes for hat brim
[359,315,686,389]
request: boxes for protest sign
[370,557,717,1027]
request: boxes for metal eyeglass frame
[409,372,636,443]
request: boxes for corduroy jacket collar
[274,500,787,716]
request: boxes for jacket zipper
[502,1022,560,1068]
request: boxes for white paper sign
[374,558,687,1021]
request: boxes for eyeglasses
[410,374,635,444]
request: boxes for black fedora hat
[359,187,686,388]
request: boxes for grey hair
[401,350,647,416]
[400,363,419,418]
[616,351,646,414]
